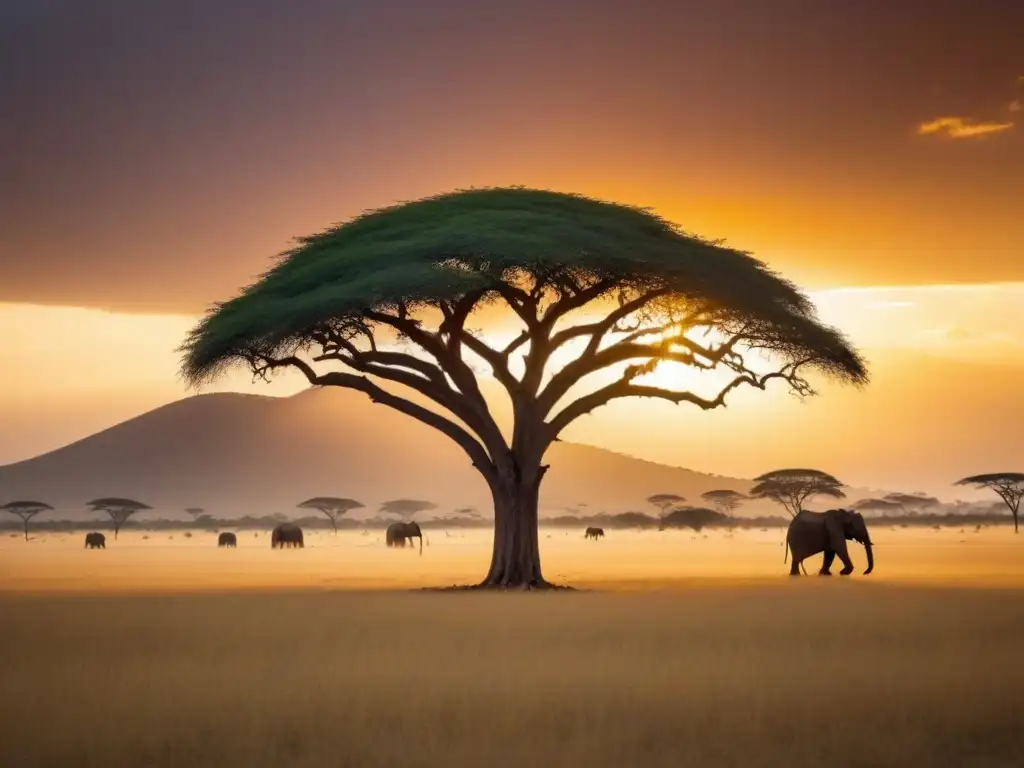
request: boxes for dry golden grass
[2,585,1023,767]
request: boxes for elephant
[584,527,605,540]
[785,508,874,576]
[218,532,237,548]
[84,532,106,549]
[386,522,423,554]
[271,523,304,549]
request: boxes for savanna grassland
[1,529,1023,767]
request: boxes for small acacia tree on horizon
[1,501,53,541]
[297,497,365,534]
[380,499,437,521]
[86,498,151,539]
[955,473,1024,533]
[180,187,867,588]
[646,493,687,518]
[750,469,846,518]
[700,489,748,516]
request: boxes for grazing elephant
[218,532,237,548]
[84,532,106,549]
[271,523,304,549]
[584,527,605,540]
[785,508,874,576]
[386,522,423,554]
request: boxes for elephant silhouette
[84,532,106,549]
[271,523,304,549]
[584,527,605,540]
[385,522,423,554]
[785,508,873,576]
[218,532,237,548]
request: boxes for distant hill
[0,387,886,520]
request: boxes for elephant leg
[838,549,855,575]
[789,559,801,576]
[819,550,835,575]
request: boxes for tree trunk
[23,519,29,542]
[479,474,548,589]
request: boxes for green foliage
[181,187,867,387]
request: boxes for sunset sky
[2,0,1022,496]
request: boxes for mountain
[0,387,874,520]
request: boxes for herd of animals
[83,520,426,552]
[77,509,874,576]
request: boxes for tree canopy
[661,506,729,532]
[954,473,1024,533]
[87,498,152,539]
[700,489,748,514]
[646,493,687,515]
[1,501,53,541]
[749,469,846,517]
[178,187,867,588]
[380,499,437,520]
[297,497,364,534]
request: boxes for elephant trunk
[863,541,874,575]
[418,534,423,555]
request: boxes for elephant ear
[825,510,847,551]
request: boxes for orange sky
[1,1,1022,495]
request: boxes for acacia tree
[646,493,687,517]
[662,506,728,532]
[882,492,940,514]
[854,498,905,516]
[380,499,437,520]
[297,497,365,534]
[954,473,1024,533]
[180,188,867,588]
[700,489,748,516]
[184,507,205,519]
[750,469,846,518]
[86,498,151,539]
[1,501,53,541]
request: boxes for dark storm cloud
[2,0,1022,312]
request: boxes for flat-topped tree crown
[180,187,867,588]
[87,498,152,539]
[297,497,365,534]
[1,501,53,541]
[750,469,846,518]
[955,473,1024,533]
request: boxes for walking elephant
[584,527,605,539]
[386,522,423,554]
[271,523,304,549]
[84,532,106,549]
[785,508,874,576]
[218,532,237,548]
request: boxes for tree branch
[250,354,497,480]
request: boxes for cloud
[916,116,1014,139]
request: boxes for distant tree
[700,489,748,516]
[184,507,205,519]
[662,506,729,532]
[647,494,686,517]
[882,492,940,513]
[1,501,53,541]
[749,469,845,517]
[609,511,659,529]
[452,507,483,519]
[854,498,905,516]
[180,188,867,587]
[86,498,152,539]
[380,499,437,521]
[296,497,365,535]
[954,473,1024,533]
